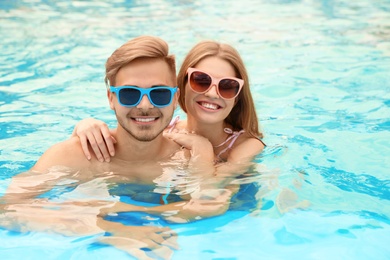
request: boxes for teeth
[200,102,219,110]
[135,118,156,122]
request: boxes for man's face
[109,58,178,142]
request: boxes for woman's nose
[204,84,219,99]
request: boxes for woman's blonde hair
[177,41,263,139]
[105,35,176,87]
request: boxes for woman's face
[184,56,237,126]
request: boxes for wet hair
[177,41,263,139]
[105,35,176,87]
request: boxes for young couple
[73,36,265,172]
[1,35,265,259]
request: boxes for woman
[73,40,265,170]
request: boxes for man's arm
[0,200,178,259]
[1,137,90,203]
[98,187,237,223]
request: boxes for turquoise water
[1,0,390,259]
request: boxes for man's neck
[112,127,179,162]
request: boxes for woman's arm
[163,131,215,174]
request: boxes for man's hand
[97,218,179,260]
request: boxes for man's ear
[107,89,115,110]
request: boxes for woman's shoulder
[227,136,264,163]
[234,132,265,153]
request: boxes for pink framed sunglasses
[187,68,244,99]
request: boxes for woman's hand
[164,131,215,173]
[72,118,116,162]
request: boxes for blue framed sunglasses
[110,86,178,108]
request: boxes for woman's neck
[186,117,230,147]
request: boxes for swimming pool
[1,0,389,259]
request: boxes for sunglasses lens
[119,88,141,106]
[190,71,212,92]
[219,79,240,99]
[150,88,173,106]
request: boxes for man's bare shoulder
[31,137,91,173]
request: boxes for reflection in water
[1,158,281,258]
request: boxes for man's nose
[136,94,154,109]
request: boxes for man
[0,36,230,259]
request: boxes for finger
[99,237,153,260]
[164,128,179,134]
[164,133,193,149]
[150,229,177,245]
[161,235,180,250]
[160,228,177,237]
[138,237,161,250]
[138,236,176,259]
[157,226,175,234]
[86,132,104,162]
[79,135,91,160]
[151,245,175,260]
[149,233,166,244]
[92,128,111,162]
[101,126,115,157]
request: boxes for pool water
[1,0,389,259]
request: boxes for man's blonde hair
[105,35,176,87]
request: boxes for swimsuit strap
[215,128,245,161]
[167,115,180,133]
